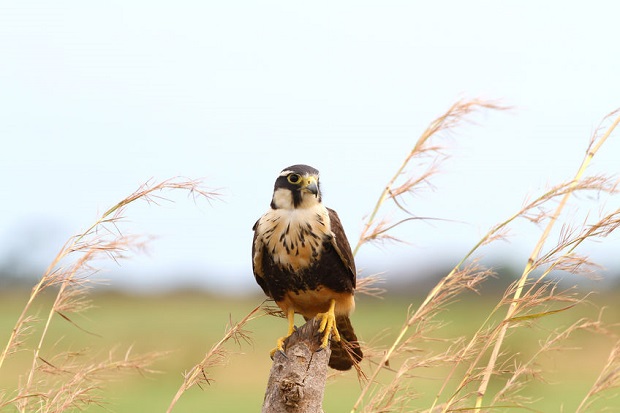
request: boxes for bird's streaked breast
[255,204,331,271]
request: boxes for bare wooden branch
[262,318,330,413]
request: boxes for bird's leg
[316,299,340,349]
[270,307,296,358]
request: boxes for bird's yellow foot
[270,308,296,359]
[316,299,340,349]
[270,331,295,359]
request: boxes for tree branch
[262,318,330,413]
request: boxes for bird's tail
[329,315,363,371]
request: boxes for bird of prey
[252,164,363,370]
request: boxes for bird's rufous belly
[276,286,355,319]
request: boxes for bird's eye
[287,174,301,184]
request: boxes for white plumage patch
[271,186,321,210]
[271,188,295,210]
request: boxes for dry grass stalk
[356,273,387,298]
[435,208,620,412]
[360,263,495,413]
[494,315,613,408]
[0,178,215,413]
[352,98,510,256]
[166,301,265,413]
[350,99,510,412]
[434,184,618,408]
[474,109,620,410]
[576,337,620,412]
[11,348,163,413]
[349,105,620,413]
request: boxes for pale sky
[1,2,619,293]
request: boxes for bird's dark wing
[327,208,356,288]
[251,219,270,296]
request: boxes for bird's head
[270,164,322,210]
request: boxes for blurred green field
[1,288,618,412]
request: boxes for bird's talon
[315,299,341,350]
[270,344,288,360]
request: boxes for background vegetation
[0,289,618,412]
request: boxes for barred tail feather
[329,315,363,371]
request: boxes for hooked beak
[302,176,319,196]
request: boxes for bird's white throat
[271,187,321,210]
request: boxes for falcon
[252,164,363,370]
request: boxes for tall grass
[1,101,619,412]
[0,178,215,412]
[348,103,620,412]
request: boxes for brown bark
[261,318,330,413]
